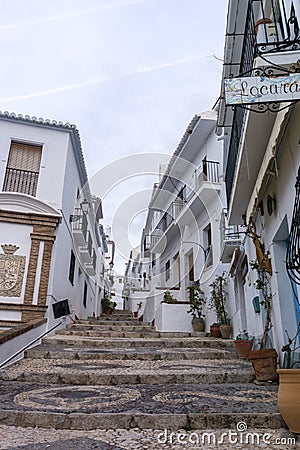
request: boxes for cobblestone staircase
[0,310,285,432]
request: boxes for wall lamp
[104,261,114,272]
[69,199,91,222]
[181,241,208,256]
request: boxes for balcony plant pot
[277,368,300,433]
[234,340,253,359]
[220,323,232,339]
[210,323,221,338]
[249,348,278,381]
[192,317,205,332]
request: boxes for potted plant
[134,301,143,318]
[277,325,300,433]
[162,291,178,304]
[210,273,231,338]
[234,330,254,359]
[186,283,206,332]
[248,259,278,382]
[101,296,116,315]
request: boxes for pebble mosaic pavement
[0,312,298,449]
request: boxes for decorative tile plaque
[0,244,26,297]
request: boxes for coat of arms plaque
[0,244,26,297]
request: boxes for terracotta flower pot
[133,311,138,318]
[234,340,253,359]
[249,348,278,381]
[277,369,300,433]
[210,323,221,338]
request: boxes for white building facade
[125,110,236,331]
[0,112,110,333]
[217,0,300,358]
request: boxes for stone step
[76,320,142,327]
[58,330,162,338]
[66,324,154,332]
[0,358,254,385]
[0,381,283,430]
[42,335,236,349]
[57,330,203,338]
[25,345,238,361]
[101,315,135,320]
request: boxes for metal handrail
[0,320,62,369]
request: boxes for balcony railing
[2,167,39,196]
[186,160,220,198]
[220,209,244,263]
[251,0,300,56]
[225,107,245,206]
[150,199,184,247]
[72,210,88,246]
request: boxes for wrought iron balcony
[241,0,300,75]
[85,249,97,276]
[220,209,243,263]
[72,210,88,246]
[2,167,39,196]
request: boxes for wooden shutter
[7,142,42,172]
[3,141,42,196]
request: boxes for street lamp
[69,199,91,222]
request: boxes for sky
[0,0,228,273]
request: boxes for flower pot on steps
[220,323,232,339]
[277,369,300,434]
[234,340,253,359]
[210,323,221,338]
[249,348,278,381]
[192,317,205,332]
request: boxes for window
[83,281,87,308]
[68,250,76,285]
[3,142,42,196]
[204,224,213,268]
[188,252,194,282]
[165,260,170,281]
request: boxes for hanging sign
[225,73,300,105]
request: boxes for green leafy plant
[162,291,177,304]
[235,330,253,340]
[186,284,206,319]
[101,296,116,313]
[209,273,229,324]
[281,323,300,368]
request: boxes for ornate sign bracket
[225,58,300,114]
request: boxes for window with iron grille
[2,142,42,196]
